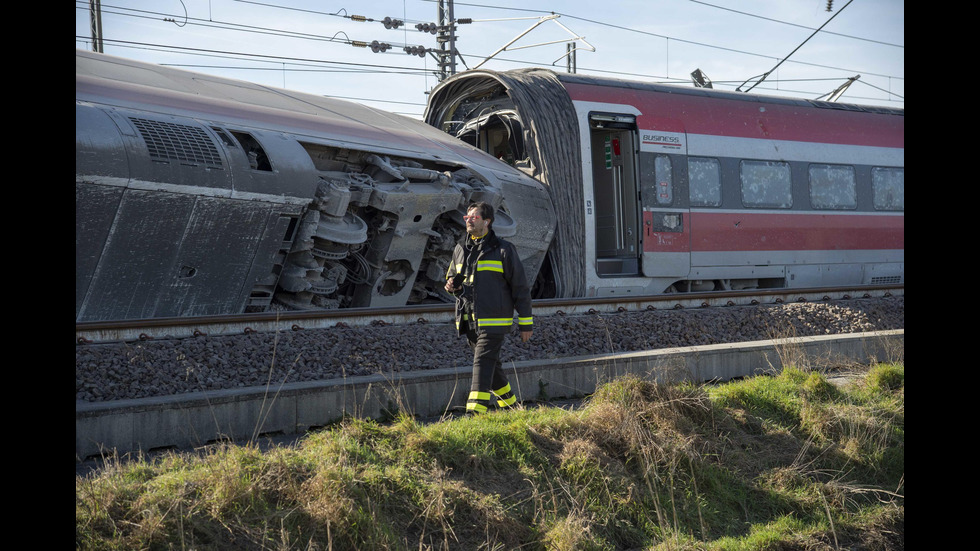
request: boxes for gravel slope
[76,296,903,403]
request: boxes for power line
[73,37,431,114]
[81,34,897,105]
[75,33,901,108]
[74,37,433,75]
[423,0,903,83]
[81,2,902,83]
[686,0,903,48]
[78,1,901,107]
[78,1,462,73]
[233,0,432,26]
[737,0,855,92]
[80,3,412,49]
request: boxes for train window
[639,153,673,206]
[872,167,905,211]
[808,164,856,209]
[230,131,273,171]
[210,127,238,148]
[654,155,673,205]
[740,160,792,208]
[688,157,721,207]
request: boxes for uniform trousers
[464,328,516,412]
[466,328,509,393]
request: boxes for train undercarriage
[267,148,515,312]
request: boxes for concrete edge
[76,329,904,459]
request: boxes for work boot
[493,383,517,408]
[466,391,491,414]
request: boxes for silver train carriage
[76,50,555,322]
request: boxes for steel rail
[75,284,902,345]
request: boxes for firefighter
[445,202,533,414]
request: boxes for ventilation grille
[870,276,902,285]
[130,117,223,168]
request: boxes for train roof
[426,67,903,154]
[429,67,902,118]
[555,72,903,117]
[75,50,511,173]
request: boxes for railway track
[76,285,903,461]
[75,285,902,345]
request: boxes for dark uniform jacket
[446,230,533,336]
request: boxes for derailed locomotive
[76,51,903,324]
[76,50,554,322]
[425,69,904,299]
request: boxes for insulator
[382,16,403,29]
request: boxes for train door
[637,131,691,282]
[589,113,640,276]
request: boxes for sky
[75,0,904,119]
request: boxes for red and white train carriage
[425,69,904,298]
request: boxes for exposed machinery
[76,50,554,322]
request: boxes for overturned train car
[75,50,555,322]
[425,69,904,299]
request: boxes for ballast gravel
[76,296,903,403]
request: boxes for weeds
[77,361,904,550]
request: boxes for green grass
[76,362,904,550]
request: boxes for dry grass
[77,359,903,550]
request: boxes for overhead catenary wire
[73,36,432,116]
[86,1,903,86]
[76,32,896,107]
[80,2,435,52]
[78,0,902,109]
[77,38,433,76]
[736,0,854,93]
[687,0,902,48]
[421,0,902,94]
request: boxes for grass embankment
[76,362,904,550]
